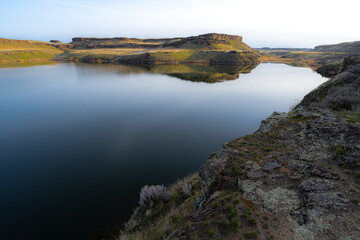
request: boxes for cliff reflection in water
[74,63,259,83]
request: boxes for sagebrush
[139,185,171,208]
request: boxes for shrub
[247,218,256,225]
[227,217,239,231]
[208,229,216,237]
[139,185,171,208]
[244,230,259,239]
[182,183,192,197]
[334,144,345,158]
[224,204,237,218]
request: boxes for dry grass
[0,39,64,64]
[68,48,145,56]
[119,172,202,240]
[259,55,293,63]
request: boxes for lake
[0,63,326,240]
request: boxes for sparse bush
[247,218,256,225]
[244,230,259,239]
[208,229,216,237]
[227,217,239,231]
[224,204,237,219]
[139,185,171,208]
[334,144,345,158]
[182,183,192,197]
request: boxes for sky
[1,0,359,48]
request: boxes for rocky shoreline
[119,55,360,240]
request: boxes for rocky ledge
[119,55,360,240]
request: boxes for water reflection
[73,63,259,82]
[0,61,57,69]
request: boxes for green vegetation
[334,144,345,158]
[208,229,216,237]
[227,216,239,231]
[0,38,64,64]
[336,111,360,124]
[247,218,256,225]
[244,230,259,239]
[0,50,56,60]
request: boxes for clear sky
[1,0,359,48]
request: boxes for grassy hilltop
[57,33,261,65]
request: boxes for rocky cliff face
[162,33,243,49]
[119,55,360,240]
[190,107,360,240]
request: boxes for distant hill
[71,33,253,51]
[315,41,360,53]
[62,33,260,65]
[256,47,313,51]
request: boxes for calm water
[0,63,326,240]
